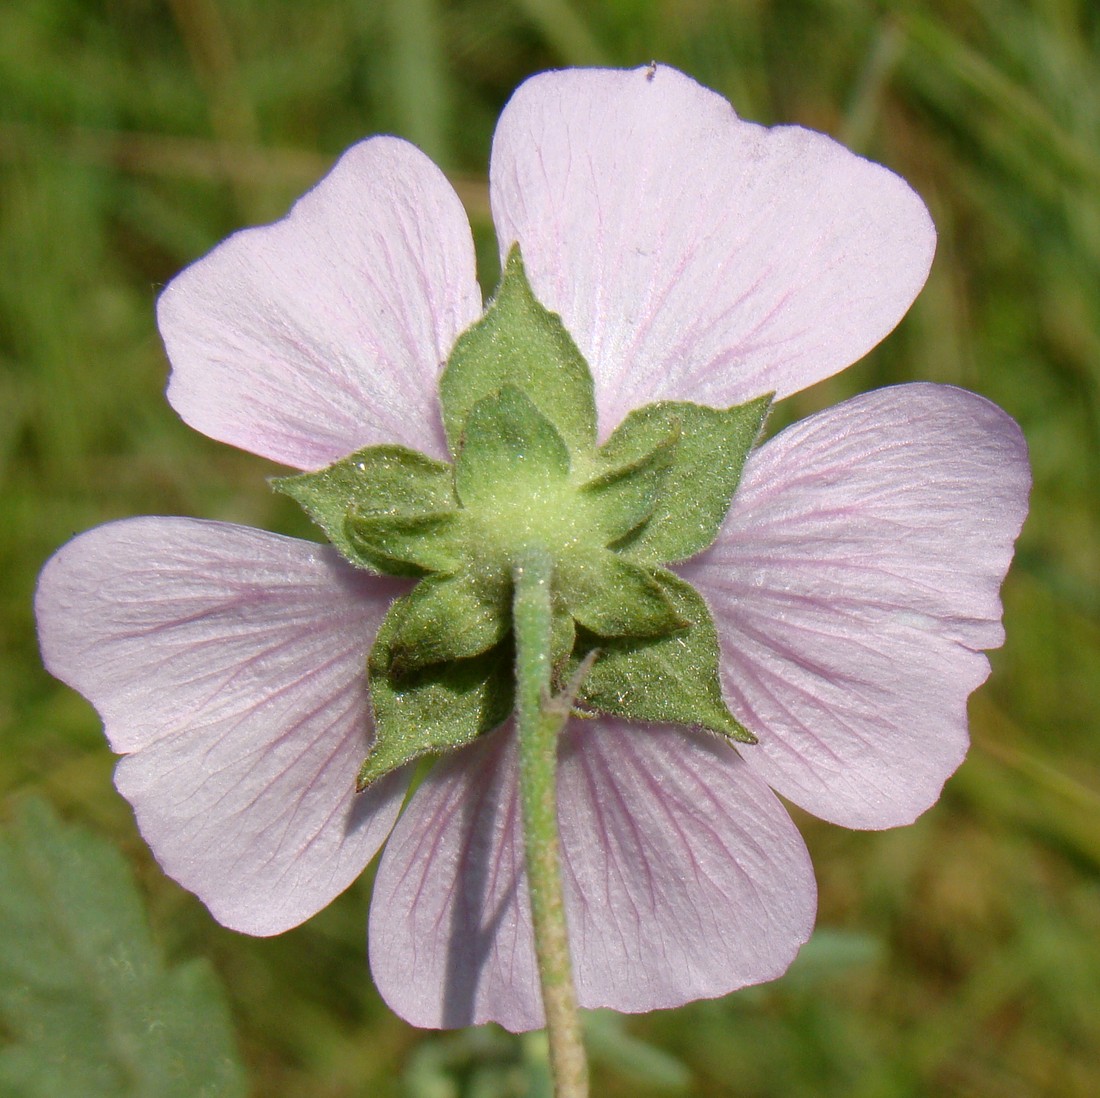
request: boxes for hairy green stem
[513,546,589,1098]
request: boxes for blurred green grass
[2,0,1098,1095]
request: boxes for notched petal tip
[491,64,937,422]
[160,135,481,470]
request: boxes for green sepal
[274,444,457,571]
[579,423,679,544]
[601,395,772,563]
[359,605,513,789]
[550,596,576,675]
[455,385,571,511]
[385,569,509,674]
[440,245,597,456]
[558,549,687,638]
[345,508,462,577]
[572,569,757,744]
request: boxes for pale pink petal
[677,384,1030,829]
[490,64,935,432]
[369,727,540,1031]
[160,138,482,470]
[370,720,815,1031]
[558,719,816,1016]
[35,518,410,935]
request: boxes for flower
[35,64,1030,1032]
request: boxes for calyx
[275,247,770,786]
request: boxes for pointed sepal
[602,395,772,562]
[274,445,458,571]
[358,605,513,789]
[573,569,757,744]
[345,508,462,577]
[579,423,679,544]
[384,569,510,674]
[439,245,597,456]
[454,385,572,512]
[558,550,687,638]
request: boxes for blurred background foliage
[1,0,1098,1094]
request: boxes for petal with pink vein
[369,726,540,1031]
[490,65,936,432]
[559,719,816,1016]
[370,718,816,1031]
[36,517,410,935]
[678,383,1030,829]
[160,137,482,470]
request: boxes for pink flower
[35,65,1029,1031]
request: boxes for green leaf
[273,444,457,570]
[439,245,597,456]
[584,1010,692,1092]
[579,422,679,544]
[573,569,756,744]
[360,604,513,787]
[454,385,571,512]
[385,569,509,673]
[0,798,246,1098]
[782,928,883,988]
[601,395,772,563]
[558,549,687,638]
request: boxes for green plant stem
[512,546,589,1098]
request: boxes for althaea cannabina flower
[36,65,1029,1031]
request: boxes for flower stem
[513,546,589,1098]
